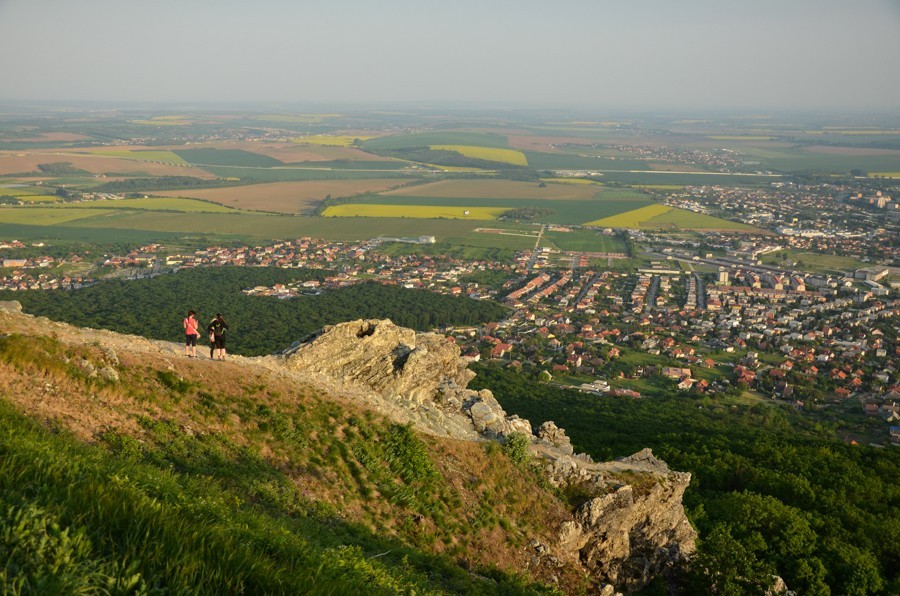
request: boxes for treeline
[498,207,555,221]
[469,364,899,595]
[3,267,508,356]
[94,176,245,193]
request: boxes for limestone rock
[98,367,120,383]
[537,420,574,455]
[0,301,22,314]
[281,319,697,591]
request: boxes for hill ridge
[0,301,695,592]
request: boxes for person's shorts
[185,333,198,346]
[214,335,226,349]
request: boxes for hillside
[0,303,695,594]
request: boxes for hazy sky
[1,0,899,110]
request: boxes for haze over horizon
[1,0,899,111]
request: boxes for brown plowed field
[155,178,414,213]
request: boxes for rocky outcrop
[283,319,697,591]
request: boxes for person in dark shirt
[207,313,229,360]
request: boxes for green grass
[0,398,544,594]
[89,149,188,164]
[542,229,625,252]
[760,250,867,275]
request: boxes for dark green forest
[470,364,899,596]
[3,267,507,356]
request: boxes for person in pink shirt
[183,310,200,357]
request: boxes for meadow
[430,145,528,166]
[760,250,867,275]
[322,204,507,220]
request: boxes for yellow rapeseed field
[585,204,672,227]
[291,135,377,147]
[429,145,528,166]
[322,204,506,220]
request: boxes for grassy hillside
[0,329,572,593]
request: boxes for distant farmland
[586,204,672,228]
[383,179,605,200]
[430,145,528,166]
[155,179,414,213]
[322,204,506,220]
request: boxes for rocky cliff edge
[282,319,697,591]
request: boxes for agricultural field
[322,204,507,220]
[199,165,411,182]
[249,114,341,124]
[383,179,604,200]
[155,179,413,214]
[131,115,192,126]
[226,143,388,163]
[69,197,242,213]
[587,204,757,231]
[524,151,652,171]
[641,208,758,231]
[87,149,188,164]
[586,204,672,228]
[291,135,378,147]
[363,131,510,151]
[0,207,116,226]
[429,145,528,166]
[172,148,283,168]
[0,151,215,179]
[542,229,626,252]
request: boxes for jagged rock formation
[283,319,697,590]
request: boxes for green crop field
[0,207,117,226]
[69,197,243,213]
[430,145,528,166]
[599,171,783,186]
[0,186,43,196]
[364,131,510,151]
[322,204,506,220]
[89,149,188,164]
[173,149,284,167]
[542,229,625,252]
[250,113,341,124]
